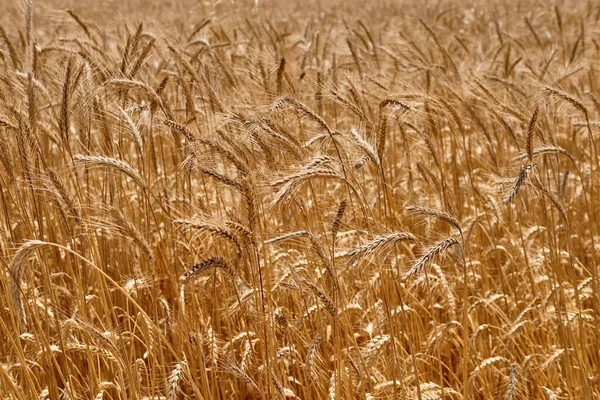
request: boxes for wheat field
[0,0,599,398]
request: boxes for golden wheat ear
[9,240,47,326]
[402,237,460,281]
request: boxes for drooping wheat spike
[306,333,321,378]
[373,380,403,394]
[432,263,456,320]
[225,219,253,244]
[560,170,570,195]
[198,167,243,191]
[164,119,195,142]
[328,87,364,119]
[348,85,366,119]
[345,232,418,266]
[304,280,337,317]
[27,73,38,153]
[150,75,169,113]
[363,334,391,360]
[195,138,249,175]
[380,99,413,112]
[66,9,94,42]
[376,112,388,163]
[305,131,345,147]
[46,167,80,223]
[104,77,159,101]
[346,37,362,75]
[328,369,336,400]
[167,360,187,400]
[503,163,536,205]
[469,356,509,386]
[516,145,576,165]
[0,25,21,69]
[406,204,461,232]
[240,177,259,239]
[272,95,333,134]
[125,24,146,64]
[160,299,173,333]
[530,182,569,226]
[350,128,380,168]
[73,155,146,189]
[129,36,155,78]
[402,237,460,280]
[179,257,230,284]
[187,19,211,42]
[166,42,202,83]
[409,382,461,399]
[273,307,289,329]
[0,118,18,131]
[505,363,518,400]
[307,233,337,288]
[308,233,332,266]
[109,208,154,260]
[332,200,347,241]
[9,240,47,325]
[526,106,539,162]
[524,17,544,48]
[270,370,296,398]
[354,155,371,170]
[116,106,143,154]
[257,115,303,149]
[265,230,309,245]
[276,57,286,95]
[25,0,33,49]
[241,118,276,164]
[271,168,345,208]
[169,41,222,110]
[174,219,241,252]
[0,139,16,182]
[543,86,588,116]
[223,357,260,393]
[271,156,335,186]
